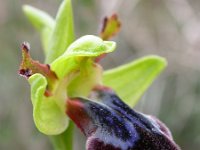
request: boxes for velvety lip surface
[66,88,181,150]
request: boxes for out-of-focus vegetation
[0,0,200,150]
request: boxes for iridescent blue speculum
[66,86,181,150]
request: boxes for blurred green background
[0,0,200,149]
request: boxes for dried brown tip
[21,42,30,52]
[19,68,32,79]
[100,13,121,40]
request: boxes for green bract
[23,5,55,54]
[46,0,74,63]
[19,0,168,150]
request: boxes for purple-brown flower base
[66,87,181,150]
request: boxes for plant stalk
[50,121,74,150]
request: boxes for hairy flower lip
[66,88,181,150]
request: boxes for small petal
[18,42,57,93]
[100,14,121,40]
[19,42,57,80]
[95,14,121,62]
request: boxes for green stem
[50,121,74,150]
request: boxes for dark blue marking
[95,90,160,133]
[85,102,134,141]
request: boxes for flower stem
[50,121,74,150]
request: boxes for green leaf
[51,35,116,79]
[28,74,68,135]
[46,0,75,63]
[41,27,54,55]
[103,55,167,107]
[23,5,55,54]
[23,5,54,31]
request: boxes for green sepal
[66,35,116,56]
[46,0,74,63]
[28,73,68,135]
[23,5,55,54]
[51,35,116,79]
[103,55,167,107]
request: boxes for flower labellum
[66,87,181,150]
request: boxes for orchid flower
[18,0,180,150]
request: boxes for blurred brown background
[0,0,200,149]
